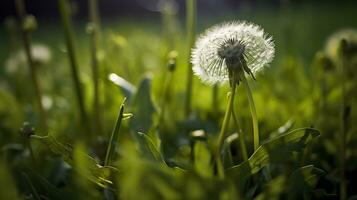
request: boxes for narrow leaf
[31,135,114,188]
[137,132,165,165]
[288,165,325,199]
[194,141,213,177]
[129,76,156,134]
[227,128,320,180]
[105,99,125,166]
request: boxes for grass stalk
[216,84,236,178]
[15,0,48,132]
[57,0,88,130]
[240,73,260,151]
[104,101,125,166]
[88,0,103,136]
[184,0,196,116]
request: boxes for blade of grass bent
[104,100,125,166]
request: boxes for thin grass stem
[15,0,48,132]
[88,0,103,136]
[184,0,196,116]
[57,0,88,132]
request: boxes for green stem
[15,0,48,132]
[58,0,88,130]
[339,40,347,200]
[184,0,196,117]
[26,139,36,166]
[232,107,248,161]
[159,71,174,126]
[216,84,236,178]
[89,0,102,136]
[240,73,260,151]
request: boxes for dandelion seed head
[5,44,52,74]
[191,21,275,84]
[325,29,357,64]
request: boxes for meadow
[0,0,357,199]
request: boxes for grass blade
[104,99,125,166]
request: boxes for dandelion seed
[191,21,274,85]
[5,44,52,74]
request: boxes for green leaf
[137,132,165,165]
[193,141,213,178]
[31,135,114,188]
[287,165,325,200]
[108,73,136,101]
[129,76,156,134]
[73,143,102,199]
[123,113,133,120]
[227,128,320,180]
[105,100,125,166]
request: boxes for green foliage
[31,135,114,188]
[227,128,320,180]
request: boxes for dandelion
[5,44,52,74]
[324,29,357,200]
[191,21,274,177]
[325,29,357,64]
[191,21,274,85]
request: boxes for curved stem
[240,73,260,151]
[232,107,248,161]
[216,84,236,178]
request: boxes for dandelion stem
[89,0,103,136]
[15,0,48,132]
[232,107,248,161]
[240,73,260,151]
[216,84,236,178]
[339,40,347,200]
[58,0,88,133]
[184,0,196,117]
